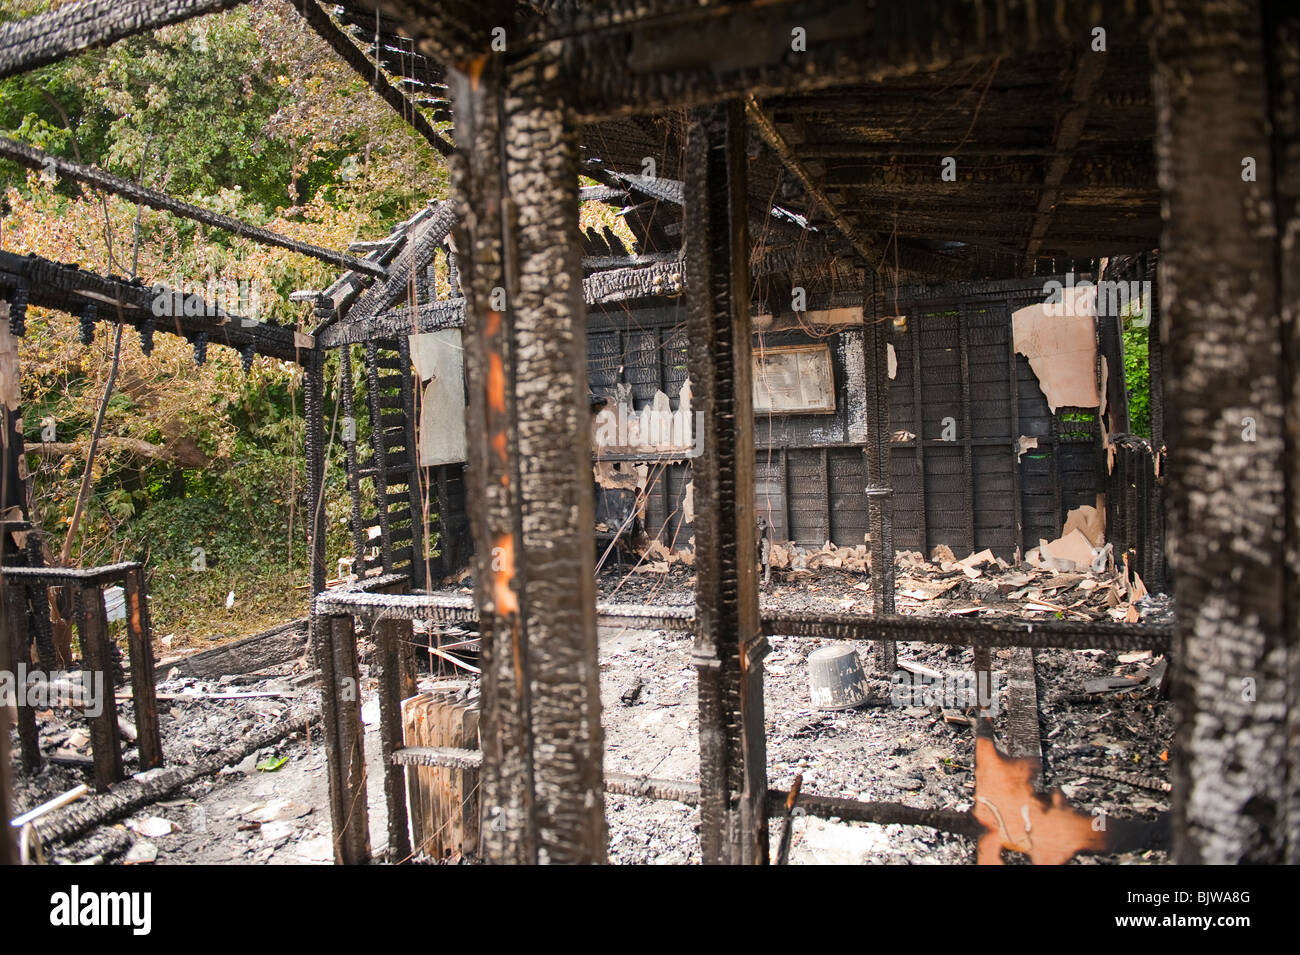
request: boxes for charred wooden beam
[559,0,1153,121]
[0,138,384,278]
[451,47,605,864]
[0,0,247,79]
[1266,0,1300,862]
[685,101,768,865]
[314,587,1173,652]
[1022,50,1107,268]
[745,96,887,278]
[1152,0,1295,864]
[342,202,458,323]
[291,0,455,156]
[369,0,516,66]
[0,250,305,361]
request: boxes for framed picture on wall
[752,342,836,414]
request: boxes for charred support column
[863,287,896,668]
[684,101,768,865]
[1152,0,1297,863]
[1264,0,1300,864]
[451,46,605,864]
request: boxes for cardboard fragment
[1038,529,1097,572]
[1011,285,1100,411]
[1062,504,1105,547]
[1016,435,1038,461]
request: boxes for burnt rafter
[0,0,248,79]
[338,200,458,324]
[291,1,455,156]
[746,95,886,274]
[360,0,521,66]
[554,0,1154,121]
[1022,50,1107,268]
[0,138,387,278]
[0,250,307,362]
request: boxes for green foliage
[1123,310,1152,439]
[1,5,451,645]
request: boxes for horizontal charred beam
[0,0,246,79]
[318,298,463,347]
[0,138,385,277]
[560,0,1154,121]
[313,591,1170,653]
[0,250,305,360]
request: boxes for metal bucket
[807,645,870,710]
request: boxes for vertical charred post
[684,101,768,865]
[1263,0,1300,863]
[864,286,896,634]
[1152,0,1294,863]
[452,38,605,863]
[504,48,606,865]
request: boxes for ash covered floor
[8,554,1172,864]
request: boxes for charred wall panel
[589,282,1109,561]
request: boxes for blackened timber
[314,588,1173,652]
[0,139,385,278]
[745,96,885,275]
[0,251,303,361]
[78,585,123,792]
[375,618,416,861]
[317,259,687,348]
[559,1,1153,121]
[500,48,607,865]
[449,55,534,865]
[1022,51,1107,267]
[319,300,463,348]
[909,315,928,552]
[863,286,896,628]
[292,0,455,157]
[338,346,368,571]
[1265,0,1300,862]
[363,344,395,573]
[958,305,976,555]
[395,336,427,590]
[124,567,163,771]
[763,612,1170,653]
[1144,0,1284,862]
[0,0,247,79]
[342,202,458,325]
[684,101,768,865]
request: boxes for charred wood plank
[451,47,606,863]
[124,567,163,771]
[292,0,455,157]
